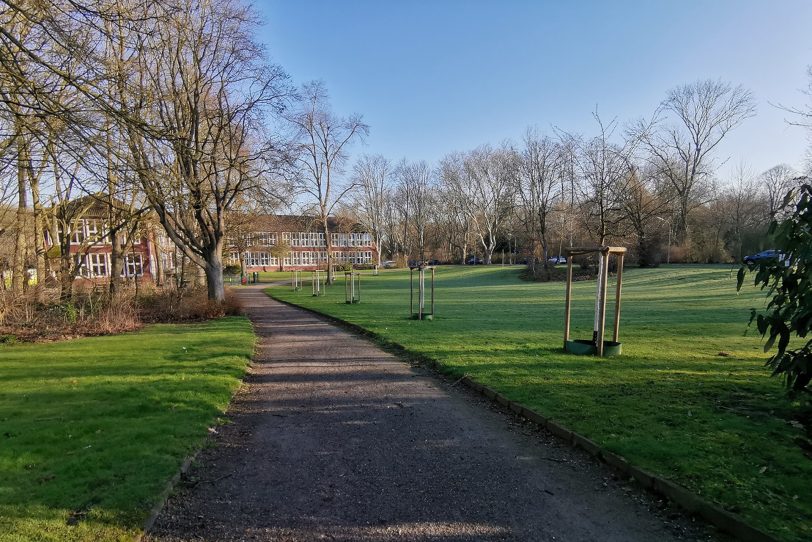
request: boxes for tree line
[348,80,806,275]
[1,1,808,304]
[0,0,372,299]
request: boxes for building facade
[44,197,177,285]
[226,215,377,272]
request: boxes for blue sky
[256,0,812,181]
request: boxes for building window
[73,254,87,277]
[70,221,85,244]
[123,254,143,277]
[88,253,108,277]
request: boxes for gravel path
[146,285,718,542]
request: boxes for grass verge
[0,316,254,541]
[268,265,811,542]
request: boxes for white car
[382,260,397,269]
[548,256,567,264]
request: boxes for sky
[255,0,812,182]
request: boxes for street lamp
[654,216,672,264]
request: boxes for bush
[738,182,812,393]
[223,264,242,276]
[0,284,241,342]
[137,285,242,322]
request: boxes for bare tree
[352,154,390,267]
[636,79,755,244]
[437,152,473,264]
[394,159,434,262]
[120,0,290,301]
[516,128,561,274]
[458,145,518,264]
[575,113,634,246]
[761,164,799,217]
[290,81,367,283]
[618,164,673,266]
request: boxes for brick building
[226,215,377,272]
[45,197,176,285]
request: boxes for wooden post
[564,256,573,348]
[613,252,624,342]
[430,267,435,318]
[418,267,425,320]
[597,250,609,357]
[410,268,414,317]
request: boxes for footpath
[146,285,715,541]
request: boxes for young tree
[290,81,367,284]
[575,113,633,246]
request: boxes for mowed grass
[269,265,811,542]
[0,317,254,541]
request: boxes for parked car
[382,260,397,269]
[427,259,441,266]
[548,255,567,265]
[466,256,484,265]
[743,249,782,265]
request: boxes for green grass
[0,317,255,541]
[268,265,811,542]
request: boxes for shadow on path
[146,286,716,542]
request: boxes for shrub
[0,284,241,343]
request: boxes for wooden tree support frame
[409,265,435,320]
[563,246,626,357]
[344,271,361,304]
[311,270,324,297]
[291,270,301,291]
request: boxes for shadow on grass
[0,317,254,539]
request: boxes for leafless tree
[119,0,290,301]
[636,79,755,244]
[458,145,518,264]
[352,154,390,267]
[394,159,434,262]
[760,164,799,217]
[437,152,473,264]
[516,128,561,274]
[290,81,367,283]
[574,113,634,246]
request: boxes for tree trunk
[323,220,333,284]
[12,136,28,292]
[30,161,45,300]
[59,252,73,302]
[204,242,225,302]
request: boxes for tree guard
[409,265,435,320]
[344,271,361,304]
[311,270,324,297]
[563,246,626,356]
[291,270,301,291]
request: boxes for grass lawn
[0,317,254,541]
[268,265,811,542]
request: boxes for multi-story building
[226,215,377,272]
[41,200,375,284]
[44,196,177,285]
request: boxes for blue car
[743,249,782,265]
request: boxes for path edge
[135,313,259,541]
[266,288,779,542]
